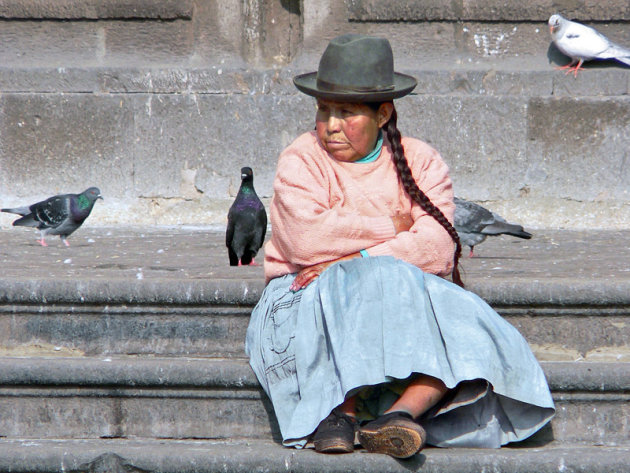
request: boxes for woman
[246,34,554,459]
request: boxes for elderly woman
[246,34,554,459]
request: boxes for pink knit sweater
[264,131,456,282]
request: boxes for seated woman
[246,33,554,459]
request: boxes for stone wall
[0,0,628,229]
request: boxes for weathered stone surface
[131,93,313,199]
[0,0,193,19]
[0,307,250,357]
[398,95,531,200]
[346,0,630,21]
[0,2,628,227]
[525,97,630,201]
[0,94,136,198]
[0,438,627,473]
[103,21,194,63]
[0,357,626,442]
[0,229,627,360]
[0,21,102,67]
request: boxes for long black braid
[369,102,464,287]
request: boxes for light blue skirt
[246,256,555,448]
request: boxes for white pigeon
[548,13,630,76]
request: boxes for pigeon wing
[596,41,630,63]
[454,198,495,233]
[559,21,621,60]
[31,195,71,229]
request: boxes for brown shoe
[358,411,426,458]
[313,409,357,454]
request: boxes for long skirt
[245,256,555,448]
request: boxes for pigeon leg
[554,59,578,73]
[248,258,260,266]
[62,238,70,247]
[565,59,584,77]
[37,238,48,247]
[468,248,475,258]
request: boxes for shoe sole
[314,438,354,454]
[358,423,425,459]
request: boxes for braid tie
[384,107,464,287]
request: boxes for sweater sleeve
[269,148,396,267]
[365,142,456,276]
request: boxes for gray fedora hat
[293,34,417,102]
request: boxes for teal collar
[354,130,383,163]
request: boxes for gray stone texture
[0,228,627,364]
[0,438,625,473]
[0,0,628,228]
[0,0,193,19]
[346,0,630,21]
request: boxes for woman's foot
[313,408,357,453]
[358,411,426,458]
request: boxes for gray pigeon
[549,13,630,76]
[226,167,267,266]
[2,187,103,246]
[454,197,532,257]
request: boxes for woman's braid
[382,105,464,287]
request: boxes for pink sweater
[264,131,455,282]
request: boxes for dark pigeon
[454,197,532,257]
[2,187,103,247]
[226,167,267,266]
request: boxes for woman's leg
[386,374,447,418]
[338,394,357,417]
[358,374,447,458]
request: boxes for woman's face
[315,99,392,162]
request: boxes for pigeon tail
[615,56,630,66]
[1,206,31,216]
[11,214,39,228]
[482,222,532,239]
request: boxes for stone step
[1,281,628,361]
[1,292,628,361]
[0,438,628,473]
[0,229,627,361]
[0,356,627,445]
[0,66,628,229]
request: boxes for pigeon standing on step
[226,167,267,266]
[454,197,532,257]
[1,187,103,247]
[548,13,630,77]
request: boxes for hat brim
[293,72,417,102]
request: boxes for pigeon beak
[97,194,104,200]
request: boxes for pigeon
[548,13,630,77]
[1,187,103,247]
[226,167,267,266]
[453,197,532,257]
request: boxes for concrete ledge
[346,0,630,22]
[1,276,629,308]
[0,438,627,473]
[0,278,265,305]
[0,358,627,443]
[0,0,193,20]
[0,357,628,393]
[0,66,628,97]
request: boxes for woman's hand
[290,252,361,291]
[391,213,414,234]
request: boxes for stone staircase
[0,227,627,472]
[0,0,629,229]
[0,0,629,471]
